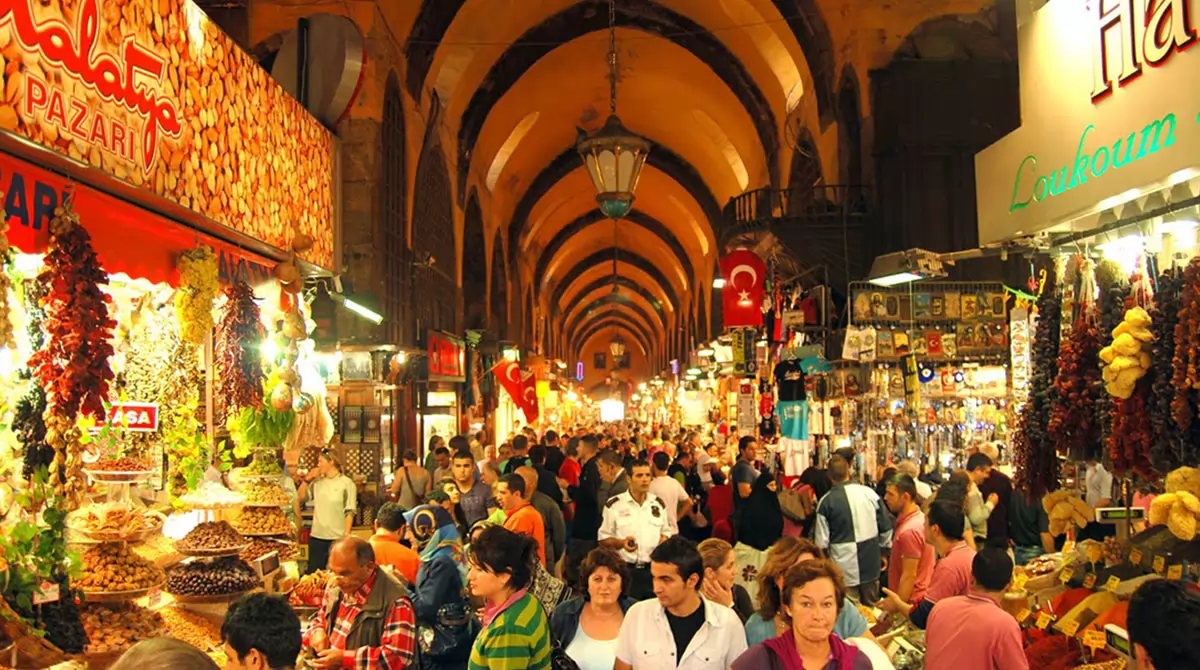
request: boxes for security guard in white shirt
[599,459,674,600]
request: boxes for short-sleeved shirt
[648,476,690,534]
[598,491,674,564]
[888,508,935,602]
[616,598,746,670]
[925,542,976,603]
[925,593,1029,670]
[504,503,546,565]
[369,535,420,584]
[306,474,357,541]
[731,460,759,506]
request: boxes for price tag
[1015,608,1032,624]
[1083,630,1107,651]
[1061,619,1081,637]
[1082,573,1097,589]
[1129,548,1143,565]
[1062,539,1077,556]
[1087,543,1103,564]
[1104,575,1121,592]
[1168,564,1184,580]
[298,544,310,561]
[1012,571,1029,591]
[147,588,162,608]
[1154,555,1166,574]
[1060,565,1075,584]
[32,581,60,605]
[1035,612,1054,630]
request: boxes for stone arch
[382,71,409,345]
[786,124,824,216]
[462,193,487,330]
[411,102,458,335]
[837,66,864,187]
[488,231,508,338]
[523,288,535,350]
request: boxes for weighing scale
[1104,623,1133,663]
[1094,506,1145,543]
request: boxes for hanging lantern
[577,115,650,220]
[609,335,627,359]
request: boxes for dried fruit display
[175,521,248,554]
[239,480,291,507]
[1109,391,1154,476]
[89,456,153,473]
[1151,267,1187,469]
[14,384,53,480]
[240,538,298,563]
[69,505,163,541]
[27,201,116,421]
[289,570,332,607]
[165,557,259,596]
[159,607,221,652]
[233,506,293,536]
[0,219,17,350]
[44,413,86,507]
[81,603,167,655]
[243,452,284,476]
[76,543,165,593]
[214,281,266,415]
[1172,258,1200,462]
[1014,279,1062,501]
[1049,317,1102,462]
[175,246,220,345]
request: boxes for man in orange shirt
[498,473,547,566]
[367,502,420,584]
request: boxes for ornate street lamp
[576,0,650,221]
[609,335,627,359]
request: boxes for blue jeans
[1014,545,1044,566]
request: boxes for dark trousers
[627,563,654,601]
[307,537,333,574]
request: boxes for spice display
[1151,267,1187,469]
[1100,307,1153,399]
[76,543,165,593]
[159,607,222,652]
[69,505,163,541]
[165,557,259,596]
[175,521,248,554]
[174,245,220,345]
[179,481,246,509]
[289,570,332,607]
[240,538,298,563]
[89,456,153,473]
[81,603,167,655]
[28,201,116,422]
[1014,276,1062,500]
[239,480,291,507]
[214,281,266,415]
[233,506,293,536]
[1049,318,1102,461]
[1041,490,1092,537]
[14,384,53,480]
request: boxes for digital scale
[1104,623,1133,662]
[1094,506,1145,543]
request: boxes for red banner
[88,402,159,432]
[719,249,767,328]
[0,150,273,286]
[520,373,539,424]
[427,332,465,380]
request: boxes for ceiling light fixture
[576,0,649,222]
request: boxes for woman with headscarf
[404,504,474,668]
[733,472,785,603]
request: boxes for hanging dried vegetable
[27,202,116,421]
[1150,267,1185,469]
[1096,280,1129,442]
[1109,386,1154,476]
[1172,258,1200,445]
[1014,274,1062,500]
[1049,317,1102,461]
[14,384,52,480]
[174,245,220,346]
[215,281,266,416]
[22,275,47,354]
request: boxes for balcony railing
[726,184,870,230]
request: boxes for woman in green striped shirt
[467,525,552,669]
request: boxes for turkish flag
[491,361,525,407]
[720,249,767,328]
[519,373,540,424]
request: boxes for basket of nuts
[165,557,260,601]
[81,603,168,657]
[76,543,166,601]
[175,521,250,557]
[232,507,294,537]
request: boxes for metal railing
[726,184,871,229]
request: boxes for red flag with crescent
[519,373,540,424]
[490,360,525,408]
[719,249,767,328]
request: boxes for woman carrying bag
[404,504,477,669]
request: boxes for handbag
[778,485,813,522]
[415,599,478,661]
[550,643,581,670]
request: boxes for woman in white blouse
[548,547,635,670]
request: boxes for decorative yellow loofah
[174,246,220,345]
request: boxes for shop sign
[0,149,273,285]
[975,0,1200,245]
[427,331,465,380]
[0,0,336,268]
[736,381,755,434]
[93,402,159,432]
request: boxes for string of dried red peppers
[215,281,266,416]
[27,201,116,421]
[1049,316,1102,462]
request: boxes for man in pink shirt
[924,548,1028,670]
[883,474,935,603]
[879,499,976,628]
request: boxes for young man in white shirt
[615,536,747,670]
[648,452,694,535]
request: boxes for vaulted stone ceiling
[247,0,998,373]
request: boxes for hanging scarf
[404,504,467,583]
[763,630,861,670]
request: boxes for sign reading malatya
[975,0,1200,245]
[0,0,335,268]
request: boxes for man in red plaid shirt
[303,537,418,669]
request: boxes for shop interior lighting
[13,253,42,275]
[555,360,567,369]
[638,382,648,391]
[685,367,702,376]
[866,248,946,286]
[697,346,715,357]
[599,398,626,422]
[331,294,384,325]
[712,277,727,289]
[566,390,578,402]
[1097,234,1144,275]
